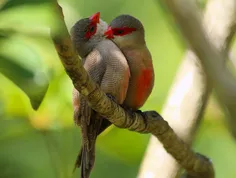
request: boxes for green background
[0,0,236,177]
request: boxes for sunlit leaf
[0,3,57,36]
[0,0,52,11]
[0,55,49,110]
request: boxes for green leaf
[0,55,49,110]
[0,3,57,36]
[0,0,53,11]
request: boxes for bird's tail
[73,96,111,178]
[77,139,96,178]
[73,112,103,178]
[73,118,111,174]
[73,124,96,178]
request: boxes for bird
[71,12,130,178]
[104,15,155,113]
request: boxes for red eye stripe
[112,27,136,36]
[85,22,97,39]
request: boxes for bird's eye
[111,27,136,37]
[89,25,95,32]
[117,30,124,34]
[115,29,124,35]
[85,24,97,39]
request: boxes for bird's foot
[121,105,133,116]
[135,109,147,119]
[121,106,147,119]
[136,110,142,114]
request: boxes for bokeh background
[0,0,236,177]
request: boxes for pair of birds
[71,12,154,178]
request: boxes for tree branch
[50,1,214,177]
[163,0,236,135]
[138,0,236,177]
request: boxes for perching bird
[71,12,130,178]
[104,15,155,111]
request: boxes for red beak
[104,26,114,39]
[89,12,100,24]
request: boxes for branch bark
[50,1,214,178]
[138,0,236,177]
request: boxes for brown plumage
[71,13,130,178]
[105,15,155,111]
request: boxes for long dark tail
[73,141,96,177]
[80,139,96,178]
[73,113,111,178]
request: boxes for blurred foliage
[0,0,236,178]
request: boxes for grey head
[105,14,146,49]
[70,12,108,58]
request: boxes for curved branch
[50,2,214,178]
[163,0,236,136]
[138,0,236,177]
